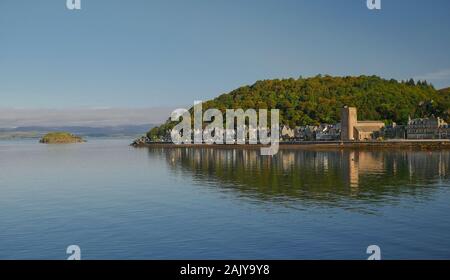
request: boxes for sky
[0,0,450,126]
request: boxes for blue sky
[1,0,450,112]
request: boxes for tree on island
[39,132,85,144]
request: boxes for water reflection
[146,147,450,210]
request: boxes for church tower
[341,107,357,141]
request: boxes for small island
[39,132,85,144]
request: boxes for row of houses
[280,124,341,141]
[381,117,450,140]
[145,106,450,143]
[280,107,450,141]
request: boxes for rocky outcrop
[131,136,150,146]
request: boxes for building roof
[354,126,384,133]
[357,121,385,125]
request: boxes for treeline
[148,75,450,139]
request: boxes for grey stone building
[407,116,449,139]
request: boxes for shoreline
[132,140,450,150]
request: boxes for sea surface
[0,138,449,259]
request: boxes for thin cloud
[0,107,176,128]
[414,69,450,81]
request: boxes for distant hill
[148,75,450,139]
[0,124,154,139]
[440,87,450,94]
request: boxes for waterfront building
[281,125,295,140]
[407,116,449,139]
[340,107,385,141]
[442,124,450,139]
[294,126,317,141]
[315,124,340,141]
[381,123,406,139]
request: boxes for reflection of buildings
[149,147,449,205]
[341,107,385,141]
[345,151,385,189]
[348,151,359,189]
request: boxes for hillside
[440,87,450,94]
[148,75,450,140]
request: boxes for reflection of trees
[146,147,450,208]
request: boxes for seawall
[132,140,450,151]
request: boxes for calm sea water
[0,138,449,260]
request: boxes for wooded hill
[148,75,450,139]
